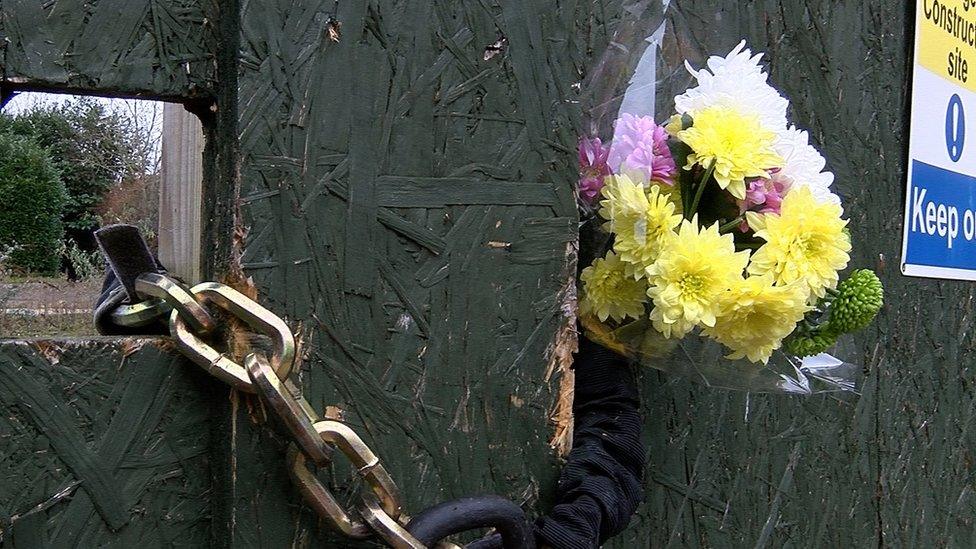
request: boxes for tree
[0,98,137,253]
[0,133,68,275]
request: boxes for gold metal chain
[115,273,460,549]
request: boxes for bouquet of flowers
[577,42,884,393]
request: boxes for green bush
[0,98,134,239]
[0,133,68,274]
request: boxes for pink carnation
[578,137,612,202]
[738,177,789,231]
[608,114,677,185]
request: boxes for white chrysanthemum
[674,41,789,134]
[773,126,841,207]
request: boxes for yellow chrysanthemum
[747,186,851,299]
[580,251,648,323]
[599,175,682,278]
[613,168,685,217]
[678,106,783,200]
[657,182,683,217]
[702,275,811,364]
[646,219,750,338]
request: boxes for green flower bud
[828,269,884,334]
[784,329,839,358]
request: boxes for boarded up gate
[2,1,972,548]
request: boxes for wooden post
[158,104,204,282]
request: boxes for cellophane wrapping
[575,2,881,395]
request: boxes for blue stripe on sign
[905,160,976,270]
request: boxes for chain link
[359,491,428,549]
[111,273,440,548]
[109,298,173,327]
[288,444,374,538]
[245,353,333,465]
[135,272,216,335]
[169,282,296,392]
[315,420,402,517]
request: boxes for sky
[4,90,159,116]
[3,91,165,169]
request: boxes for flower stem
[719,215,745,233]
[680,171,693,214]
[687,161,715,219]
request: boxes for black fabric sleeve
[534,336,645,549]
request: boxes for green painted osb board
[0,341,214,548]
[227,1,585,544]
[0,0,218,100]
